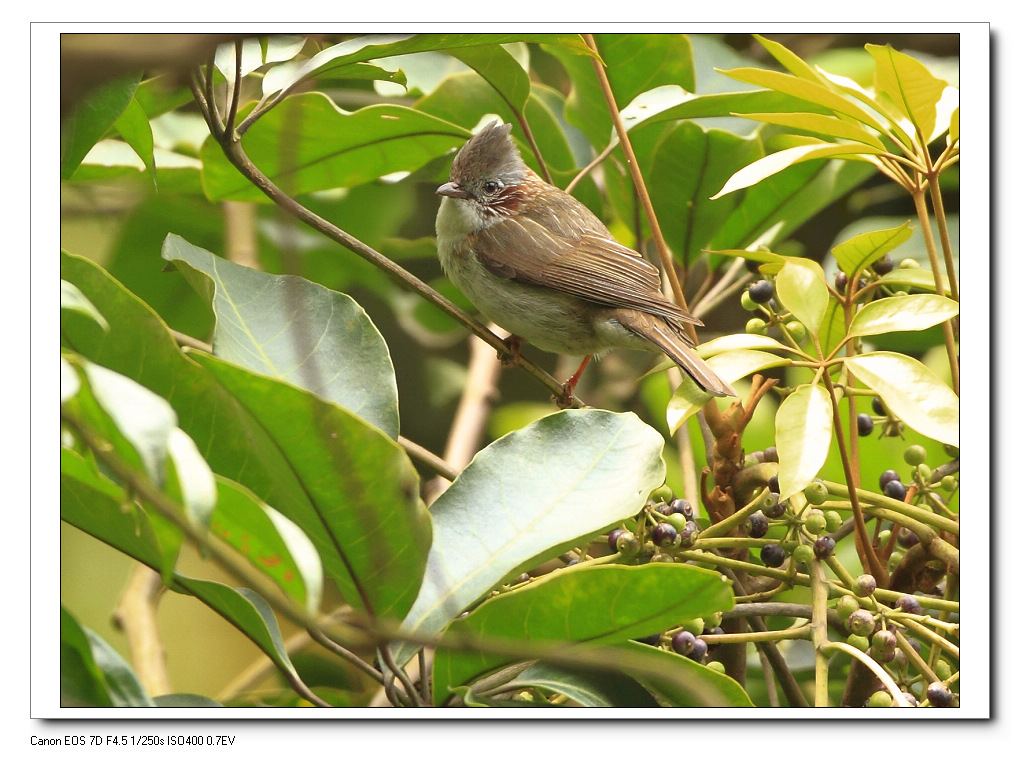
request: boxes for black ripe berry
[671,630,696,656]
[873,254,895,275]
[763,446,779,463]
[872,397,887,416]
[634,633,661,646]
[748,279,774,304]
[745,511,769,538]
[879,469,901,491]
[768,474,780,494]
[926,682,954,707]
[857,413,874,436]
[689,638,709,664]
[760,543,786,568]
[667,498,695,520]
[813,535,836,559]
[835,271,848,294]
[883,479,907,501]
[607,529,626,552]
[651,522,678,547]
[896,594,922,615]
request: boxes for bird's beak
[436,181,470,199]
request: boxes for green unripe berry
[904,444,927,466]
[804,480,828,506]
[853,574,877,597]
[848,609,876,637]
[704,611,723,629]
[615,531,641,557]
[898,258,921,269]
[888,550,904,569]
[792,544,815,567]
[650,552,674,563]
[824,511,843,533]
[683,618,705,638]
[804,511,827,535]
[868,690,893,708]
[940,475,959,492]
[650,485,674,504]
[745,317,768,335]
[786,321,807,343]
[914,463,932,484]
[935,659,953,681]
[847,634,871,652]
[740,290,758,312]
[877,529,892,546]
[837,595,859,621]
[706,661,726,674]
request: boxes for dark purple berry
[634,633,661,646]
[872,397,887,416]
[897,528,919,548]
[768,474,780,494]
[835,271,848,294]
[667,498,695,520]
[678,520,698,548]
[926,682,954,707]
[853,574,877,597]
[879,469,901,490]
[896,595,922,615]
[651,522,678,547]
[704,626,724,650]
[689,638,709,663]
[671,630,695,656]
[814,535,836,559]
[873,254,894,275]
[748,279,774,304]
[871,629,897,660]
[607,529,626,552]
[763,494,787,519]
[763,446,779,463]
[760,543,786,568]
[857,413,874,436]
[745,511,769,538]
[883,479,907,501]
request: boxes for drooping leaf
[431,563,733,705]
[397,410,666,662]
[61,280,109,332]
[61,71,141,179]
[162,234,399,438]
[503,661,659,707]
[848,294,959,338]
[113,97,157,186]
[451,44,532,114]
[776,384,834,501]
[60,606,113,708]
[844,352,959,446]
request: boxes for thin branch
[398,436,459,483]
[112,564,171,697]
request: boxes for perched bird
[435,121,736,399]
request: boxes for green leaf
[632,89,832,131]
[868,44,948,143]
[738,111,886,149]
[61,71,141,179]
[200,96,467,201]
[61,279,109,332]
[667,350,790,434]
[397,410,666,659]
[712,140,884,198]
[209,477,324,614]
[113,97,157,186]
[83,628,155,707]
[753,34,829,85]
[154,694,224,707]
[191,352,430,621]
[647,122,763,264]
[162,234,399,438]
[817,296,848,358]
[848,294,959,338]
[876,266,937,292]
[776,384,833,501]
[431,563,733,705]
[504,661,659,707]
[60,357,80,403]
[831,222,914,279]
[844,352,959,446]
[163,428,218,531]
[619,641,754,707]
[776,258,830,334]
[719,67,887,133]
[451,44,531,114]
[60,606,113,707]
[697,334,791,356]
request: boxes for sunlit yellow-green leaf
[776,384,833,501]
[776,258,830,334]
[868,44,948,144]
[848,294,959,338]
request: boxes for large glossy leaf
[431,563,733,705]
[162,234,399,438]
[114,97,156,185]
[619,641,754,707]
[502,661,659,707]
[397,410,666,661]
[775,384,834,501]
[844,352,959,446]
[776,258,831,334]
[190,351,430,621]
[61,280,109,332]
[831,222,914,279]
[61,606,114,707]
[848,294,959,338]
[60,454,305,682]
[738,111,885,149]
[61,71,141,179]
[647,122,763,264]
[451,44,532,114]
[200,96,468,201]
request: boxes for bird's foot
[553,355,592,409]
[498,334,522,367]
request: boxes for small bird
[435,121,736,400]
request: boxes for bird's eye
[483,181,501,195]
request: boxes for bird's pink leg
[557,355,592,407]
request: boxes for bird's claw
[498,335,522,367]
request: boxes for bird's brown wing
[469,214,703,329]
